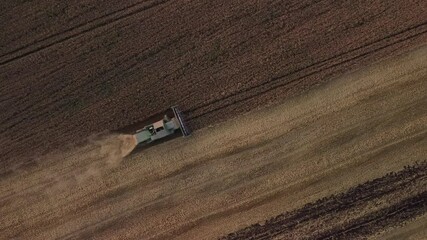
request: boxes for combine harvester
[132,106,191,147]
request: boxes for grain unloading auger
[133,106,191,146]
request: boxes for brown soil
[0,44,426,239]
[1,0,427,170]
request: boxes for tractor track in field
[221,162,427,240]
[0,0,170,65]
[184,20,427,120]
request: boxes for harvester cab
[133,106,191,146]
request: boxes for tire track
[0,0,171,66]
[184,20,427,120]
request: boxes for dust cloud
[41,133,138,196]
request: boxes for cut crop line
[0,0,171,66]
